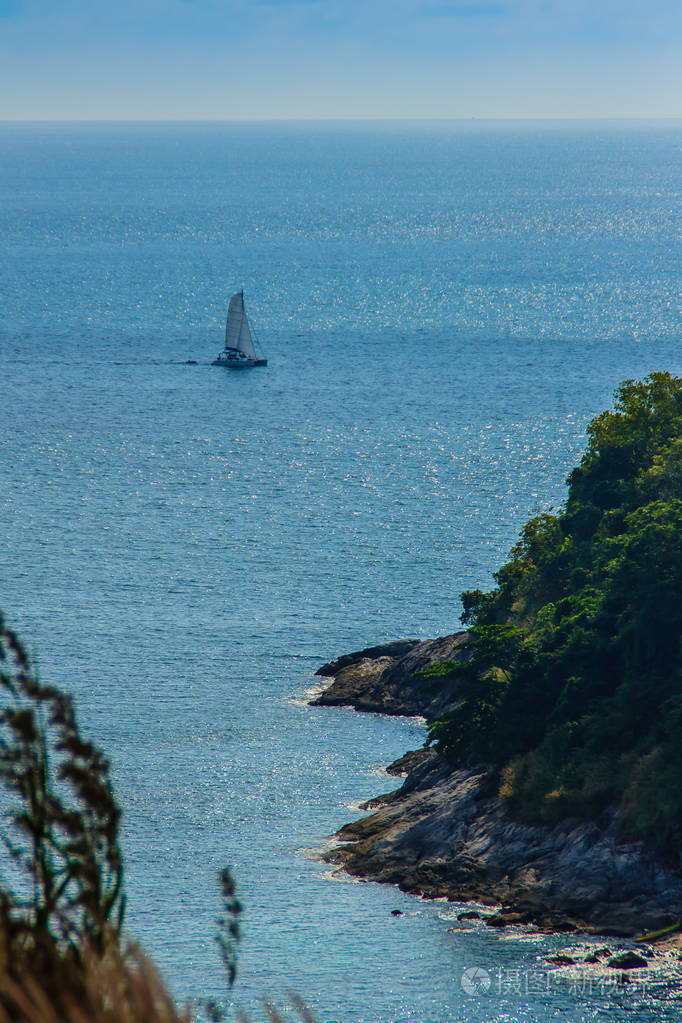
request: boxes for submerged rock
[485,910,535,928]
[607,951,649,970]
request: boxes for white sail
[225,290,257,360]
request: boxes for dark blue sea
[1,120,681,1022]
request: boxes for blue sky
[2,0,681,118]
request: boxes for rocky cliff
[311,633,470,719]
[312,636,682,937]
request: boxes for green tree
[427,373,682,851]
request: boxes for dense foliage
[428,372,682,852]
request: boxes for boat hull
[212,358,253,368]
[211,355,268,368]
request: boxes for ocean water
[1,120,682,1022]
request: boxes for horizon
[1,0,680,121]
[2,116,682,126]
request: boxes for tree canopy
[428,372,682,852]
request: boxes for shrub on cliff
[428,371,682,852]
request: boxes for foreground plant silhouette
[0,612,125,1004]
[0,614,315,1023]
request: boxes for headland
[312,636,682,942]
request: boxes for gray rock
[315,640,420,677]
[311,633,470,719]
[317,638,682,936]
[485,910,534,928]
[607,952,649,970]
[325,756,682,935]
[386,749,435,776]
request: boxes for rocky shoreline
[312,633,470,719]
[311,636,682,944]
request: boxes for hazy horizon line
[2,115,681,124]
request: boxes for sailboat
[212,290,267,369]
